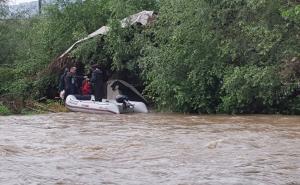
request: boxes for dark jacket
[91,68,104,101]
[58,69,68,92]
[65,72,79,97]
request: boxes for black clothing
[58,70,68,92]
[64,72,80,100]
[91,68,104,101]
[76,75,84,94]
[74,95,92,101]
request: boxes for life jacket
[82,80,92,95]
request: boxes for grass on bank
[0,99,67,116]
[0,102,11,115]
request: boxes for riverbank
[1,99,300,116]
[0,100,67,116]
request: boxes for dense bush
[0,0,157,98]
[220,66,282,113]
[0,103,11,115]
[139,0,300,113]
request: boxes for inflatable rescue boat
[65,95,148,114]
[65,80,148,114]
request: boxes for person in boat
[64,66,80,100]
[58,67,68,99]
[75,63,85,95]
[81,76,92,95]
[91,64,104,101]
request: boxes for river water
[0,113,299,185]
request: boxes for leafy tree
[220,66,282,113]
[140,0,300,113]
[0,0,8,18]
[7,0,158,98]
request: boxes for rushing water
[0,113,299,185]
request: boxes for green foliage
[140,0,300,113]
[71,0,158,87]
[22,0,157,97]
[0,0,8,18]
[1,0,300,114]
[281,4,300,23]
[0,20,22,65]
[105,0,158,19]
[0,103,11,115]
[0,67,14,94]
[0,0,158,100]
[220,66,282,113]
[139,0,225,113]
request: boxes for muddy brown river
[0,113,299,185]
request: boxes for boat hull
[65,95,148,114]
